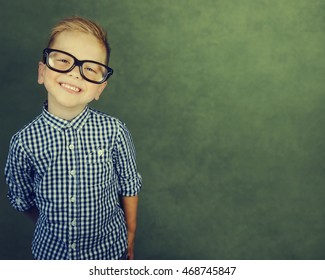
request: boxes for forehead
[50,30,106,63]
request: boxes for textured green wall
[1,0,325,259]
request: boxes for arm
[115,122,142,259]
[121,195,139,260]
[5,136,38,218]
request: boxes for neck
[47,102,86,121]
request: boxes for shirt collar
[42,102,90,131]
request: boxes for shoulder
[88,108,128,132]
[87,108,134,147]
[10,114,44,143]
[8,114,43,159]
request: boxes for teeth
[61,83,81,92]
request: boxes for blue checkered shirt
[5,105,142,259]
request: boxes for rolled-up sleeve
[5,135,36,211]
[114,121,142,197]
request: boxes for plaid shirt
[5,105,142,259]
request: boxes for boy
[5,16,142,260]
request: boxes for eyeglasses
[42,48,113,84]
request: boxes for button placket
[65,128,78,257]
[71,219,77,227]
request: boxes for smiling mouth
[60,83,82,93]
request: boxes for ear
[94,81,108,100]
[38,62,46,84]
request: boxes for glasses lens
[48,51,74,71]
[82,62,109,83]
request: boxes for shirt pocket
[86,148,113,187]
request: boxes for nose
[68,66,82,80]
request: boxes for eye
[57,58,70,64]
[85,67,97,73]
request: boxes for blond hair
[47,16,111,63]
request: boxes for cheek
[43,70,59,84]
[42,71,61,92]
[86,84,104,97]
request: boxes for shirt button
[70,196,76,203]
[71,219,77,227]
[16,198,22,205]
[70,243,76,250]
[69,144,75,150]
[70,170,76,176]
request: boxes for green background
[1,0,324,259]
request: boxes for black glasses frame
[42,48,113,84]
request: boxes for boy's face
[38,30,108,118]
